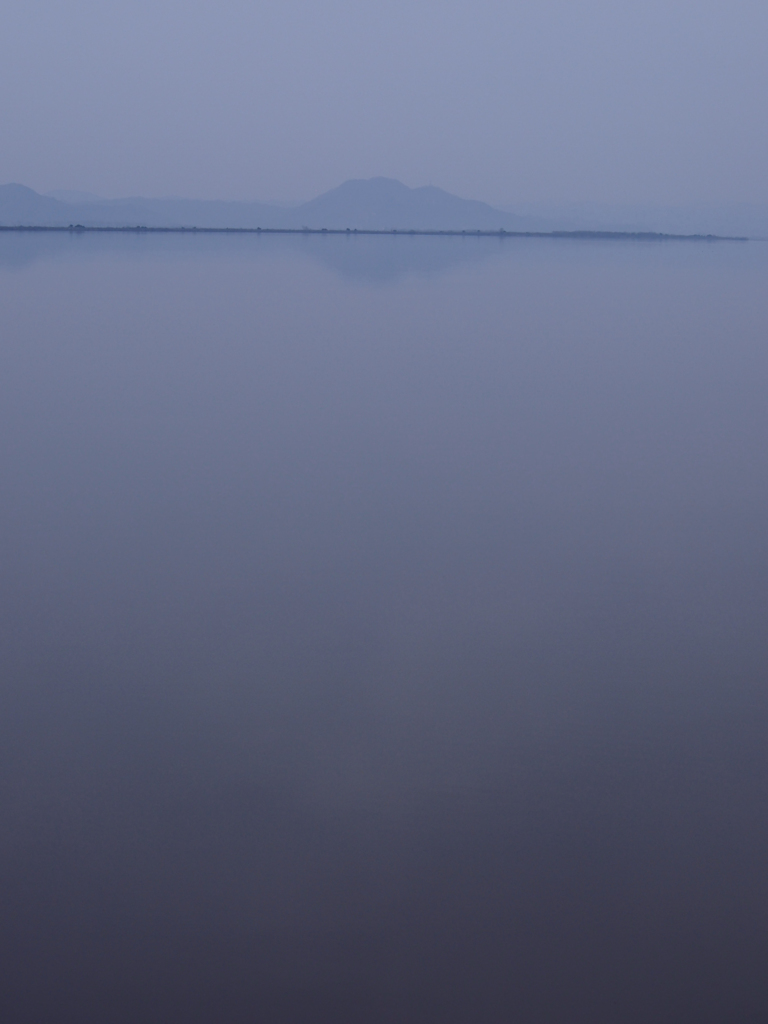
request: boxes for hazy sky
[2,0,766,205]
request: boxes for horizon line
[0,224,751,242]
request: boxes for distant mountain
[3,179,765,235]
[0,178,544,231]
[292,178,539,231]
[0,184,72,225]
[0,184,285,229]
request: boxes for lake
[1,231,767,1023]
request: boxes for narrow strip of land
[0,225,749,241]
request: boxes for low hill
[0,184,73,226]
[0,184,285,229]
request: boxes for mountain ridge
[0,179,544,232]
[2,179,766,235]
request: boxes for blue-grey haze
[2,0,767,207]
[1,233,767,1021]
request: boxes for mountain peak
[296,177,523,230]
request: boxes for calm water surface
[1,233,767,1022]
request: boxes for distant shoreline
[0,225,750,241]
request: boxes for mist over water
[1,235,767,1022]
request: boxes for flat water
[1,233,767,1022]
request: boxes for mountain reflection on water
[0,229,510,283]
[1,235,767,1023]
